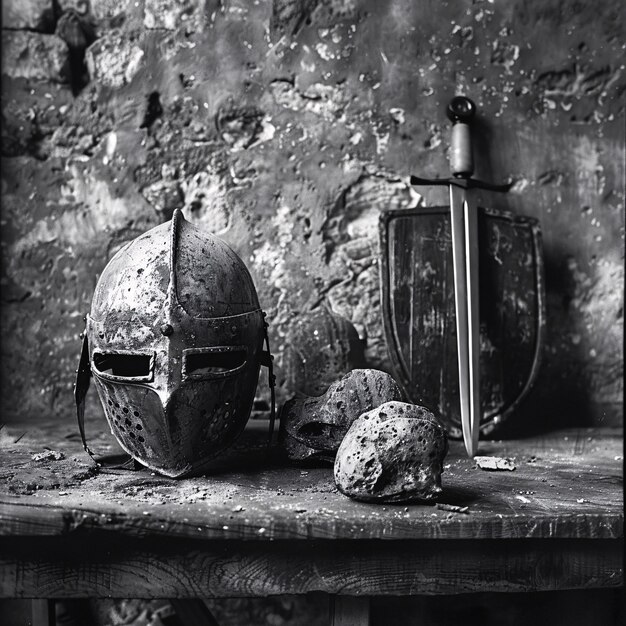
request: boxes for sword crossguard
[410,175,513,193]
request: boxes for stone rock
[85,32,144,88]
[216,102,266,151]
[141,179,184,219]
[279,368,403,463]
[144,0,208,31]
[334,401,448,503]
[180,171,231,233]
[269,0,319,41]
[58,0,134,22]
[1,31,68,83]
[1,0,54,31]
[270,80,347,120]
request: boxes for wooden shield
[379,206,545,438]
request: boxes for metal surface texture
[379,205,545,439]
[80,209,266,478]
[449,183,481,456]
[279,368,403,462]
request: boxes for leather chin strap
[74,334,137,470]
[261,312,277,445]
[74,334,95,461]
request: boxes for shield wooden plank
[379,206,545,438]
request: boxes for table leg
[31,600,54,626]
[330,595,370,626]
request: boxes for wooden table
[0,419,622,625]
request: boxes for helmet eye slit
[183,347,247,379]
[93,352,154,382]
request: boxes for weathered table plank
[0,537,621,597]
[0,422,622,541]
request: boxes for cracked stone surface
[1,0,623,433]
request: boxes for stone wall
[1,0,623,431]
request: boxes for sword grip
[447,96,475,178]
[450,123,473,178]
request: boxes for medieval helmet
[75,209,273,478]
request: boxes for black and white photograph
[0,0,623,624]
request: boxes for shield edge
[379,205,546,437]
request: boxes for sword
[411,96,512,457]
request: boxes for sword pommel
[447,96,476,123]
[447,96,475,179]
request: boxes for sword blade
[449,184,480,457]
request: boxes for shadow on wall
[496,246,596,439]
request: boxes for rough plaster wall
[1,0,624,431]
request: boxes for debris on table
[436,503,470,514]
[31,450,66,462]
[474,456,516,471]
